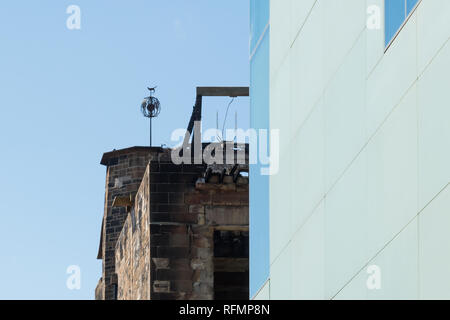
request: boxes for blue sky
[0,0,249,299]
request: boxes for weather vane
[141,86,161,147]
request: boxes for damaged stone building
[95,87,250,300]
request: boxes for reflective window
[250,0,269,53]
[406,0,419,14]
[249,0,270,299]
[385,0,419,46]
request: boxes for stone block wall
[148,161,207,300]
[184,177,249,300]
[112,158,249,300]
[96,147,167,300]
[115,165,151,300]
[95,278,104,300]
[97,145,250,300]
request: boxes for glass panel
[407,0,419,14]
[385,0,406,46]
[249,33,270,298]
[250,0,269,53]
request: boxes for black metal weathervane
[141,86,161,147]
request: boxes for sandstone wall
[115,165,151,300]
[106,148,249,300]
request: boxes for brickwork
[149,160,248,300]
[115,166,151,299]
[148,161,207,300]
[96,145,249,300]
[95,278,104,300]
[96,147,167,300]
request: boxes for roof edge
[100,146,165,166]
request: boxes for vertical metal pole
[235,111,237,142]
[149,117,152,147]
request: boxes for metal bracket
[182,87,249,151]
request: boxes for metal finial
[141,86,161,146]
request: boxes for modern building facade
[250,0,450,299]
[249,0,270,299]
